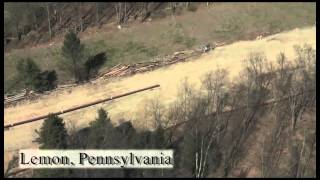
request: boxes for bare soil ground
[3,26,316,172]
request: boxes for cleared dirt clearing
[4,26,316,153]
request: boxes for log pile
[4,49,202,106]
[96,49,201,80]
[4,92,26,104]
[4,84,78,106]
[4,91,41,107]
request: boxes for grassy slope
[4,2,316,93]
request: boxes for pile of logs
[4,91,27,104]
[4,49,203,106]
[96,49,201,80]
[4,84,78,106]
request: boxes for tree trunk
[114,3,121,25]
[171,2,177,15]
[33,11,38,30]
[124,2,127,23]
[95,3,100,26]
[16,23,20,40]
[143,2,149,21]
[79,3,83,32]
[46,3,52,41]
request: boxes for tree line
[4,2,202,46]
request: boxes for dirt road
[4,26,316,154]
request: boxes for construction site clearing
[4,43,217,107]
[4,25,315,153]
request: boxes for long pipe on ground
[4,84,160,129]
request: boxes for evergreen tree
[16,58,57,93]
[87,108,118,148]
[34,114,68,149]
[60,30,85,83]
[33,70,58,92]
[89,108,112,129]
[33,114,70,178]
[16,58,41,90]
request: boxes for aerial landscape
[4,2,316,178]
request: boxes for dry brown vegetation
[4,2,316,93]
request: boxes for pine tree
[34,114,68,149]
[87,108,117,148]
[89,108,112,129]
[33,70,58,92]
[60,30,85,83]
[16,58,41,90]
[33,114,70,178]
[16,58,57,93]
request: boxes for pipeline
[4,84,160,129]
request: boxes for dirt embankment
[4,26,316,163]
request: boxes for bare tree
[78,3,84,32]
[167,78,197,126]
[288,130,316,178]
[46,3,52,40]
[56,3,64,29]
[260,102,288,177]
[170,2,178,15]
[185,2,190,8]
[287,45,315,131]
[142,2,150,21]
[259,52,292,177]
[95,2,100,26]
[222,52,273,177]
[144,97,168,130]
[114,3,129,26]
[174,70,231,178]
[194,69,230,177]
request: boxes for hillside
[4,25,316,150]
[4,2,316,94]
[4,26,316,177]
[3,2,316,178]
